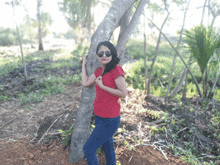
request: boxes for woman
[82,41,128,165]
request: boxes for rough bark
[147,2,170,96]
[165,0,191,99]
[69,0,139,163]
[37,0,43,51]
[117,6,133,43]
[116,0,149,59]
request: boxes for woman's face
[96,46,112,66]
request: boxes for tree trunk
[165,0,191,99]
[116,0,149,58]
[144,33,148,91]
[201,0,207,25]
[147,3,170,96]
[208,49,220,100]
[170,67,188,98]
[68,0,149,163]
[182,56,193,101]
[117,6,133,43]
[37,0,43,50]
[182,68,188,101]
[12,0,28,84]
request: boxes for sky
[0,0,219,36]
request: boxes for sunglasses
[97,51,112,57]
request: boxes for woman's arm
[81,56,96,87]
[96,75,128,97]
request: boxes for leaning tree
[68,0,149,163]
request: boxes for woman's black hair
[96,41,120,76]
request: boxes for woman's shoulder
[113,64,124,71]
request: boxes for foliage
[184,25,220,75]
[71,43,89,56]
[18,74,81,105]
[58,123,75,146]
[0,27,24,46]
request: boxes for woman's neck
[101,64,105,70]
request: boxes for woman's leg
[83,115,120,165]
[102,137,116,165]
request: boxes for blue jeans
[83,115,120,165]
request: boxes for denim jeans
[83,115,120,165]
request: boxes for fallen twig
[128,155,133,163]
[177,127,188,135]
[0,117,17,129]
[158,146,169,162]
[37,115,62,144]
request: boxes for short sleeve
[112,65,125,80]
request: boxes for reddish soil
[0,84,187,165]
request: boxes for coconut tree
[184,25,220,97]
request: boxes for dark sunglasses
[97,51,112,57]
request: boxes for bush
[125,40,155,59]
[0,33,16,46]
[71,43,89,56]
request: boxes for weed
[124,140,135,151]
[0,94,8,102]
[58,123,75,146]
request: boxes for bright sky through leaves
[0,0,219,35]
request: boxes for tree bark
[69,0,146,163]
[165,0,191,99]
[147,2,170,96]
[170,67,188,98]
[116,0,149,59]
[37,0,43,50]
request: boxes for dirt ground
[0,84,187,165]
[1,42,219,164]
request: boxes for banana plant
[184,25,220,97]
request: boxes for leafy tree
[184,25,220,97]
[207,0,220,27]
[58,0,98,43]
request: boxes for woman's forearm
[81,65,88,86]
[101,85,127,97]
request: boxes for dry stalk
[37,115,62,144]
[0,117,17,129]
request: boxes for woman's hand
[82,55,88,67]
[95,76,104,88]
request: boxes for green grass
[18,74,81,105]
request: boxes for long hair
[96,41,120,76]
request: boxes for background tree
[68,0,149,163]
[147,0,170,96]
[37,0,43,50]
[5,0,28,84]
[207,0,220,28]
[165,0,191,99]
[58,0,98,43]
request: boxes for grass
[18,74,81,105]
[0,47,82,104]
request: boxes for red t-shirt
[93,65,125,118]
